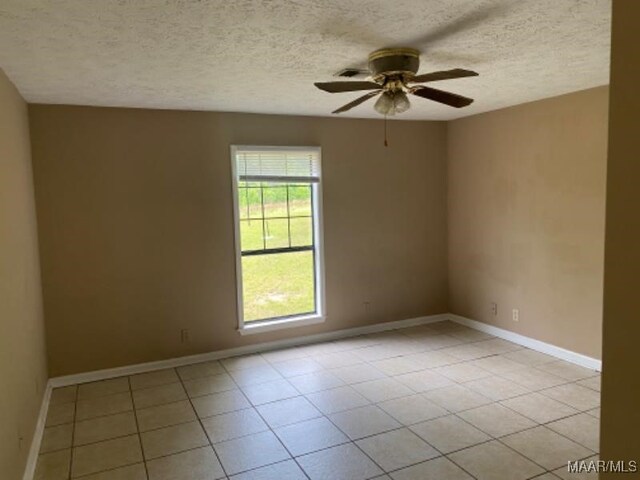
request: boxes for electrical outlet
[180,329,190,343]
[491,302,498,316]
[17,426,23,452]
[512,309,519,322]
[363,301,371,314]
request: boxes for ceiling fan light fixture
[374,91,395,115]
[393,91,411,114]
[374,91,411,116]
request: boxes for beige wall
[600,0,640,470]
[447,86,609,359]
[29,106,448,376]
[26,79,610,381]
[0,70,48,479]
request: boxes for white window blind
[234,147,320,183]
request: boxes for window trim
[230,145,326,335]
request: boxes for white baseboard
[49,313,449,388]
[22,381,52,480]
[48,312,601,388]
[448,314,602,371]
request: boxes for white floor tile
[140,421,209,459]
[287,370,345,394]
[132,382,188,409]
[329,405,401,440]
[256,396,321,428]
[274,416,349,456]
[183,373,237,398]
[422,384,492,413]
[130,369,180,390]
[297,443,383,480]
[201,408,269,443]
[410,414,490,453]
[191,389,251,418]
[241,379,300,405]
[74,411,137,446]
[215,430,290,475]
[331,364,386,385]
[390,456,473,480]
[229,459,307,479]
[305,386,369,414]
[356,428,439,471]
[136,400,196,432]
[377,395,448,425]
[502,426,594,470]
[351,378,414,403]
[448,441,544,480]
[457,403,537,437]
[147,446,225,480]
[500,392,579,423]
[72,435,143,477]
[395,369,454,393]
[228,364,283,386]
[176,361,224,381]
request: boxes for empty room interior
[1,1,639,479]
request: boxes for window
[231,146,325,334]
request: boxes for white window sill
[238,314,325,336]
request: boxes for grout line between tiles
[176,367,231,480]
[219,356,313,480]
[66,385,78,479]
[126,377,150,480]
[495,435,597,476]
[70,460,145,479]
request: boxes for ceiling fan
[314,48,478,115]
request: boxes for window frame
[230,145,326,335]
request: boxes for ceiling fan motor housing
[368,48,420,80]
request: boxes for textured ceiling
[0,0,611,120]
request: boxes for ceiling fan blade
[403,3,509,48]
[411,86,473,108]
[411,68,478,84]
[315,81,382,93]
[332,91,381,114]
[319,3,510,54]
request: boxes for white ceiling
[0,0,611,120]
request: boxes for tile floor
[35,321,601,479]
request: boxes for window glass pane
[263,186,288,218]
[288,184,312,217]
[290,217,313,247]
[242,251,315,322]
[234,148,322,325]
[238,185,262,220]
[240,220,264,251]
[264,219,289,249]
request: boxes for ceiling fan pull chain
[384,115,388,147]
